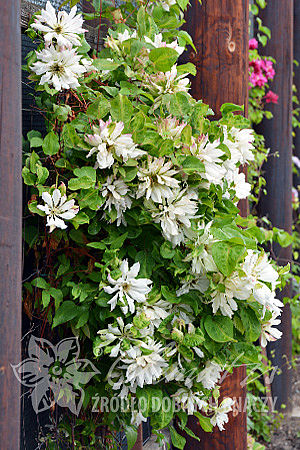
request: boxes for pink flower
[249,38,258,50]
[249,72,268,88]
[264,90,279,104]
[263,60,275,80]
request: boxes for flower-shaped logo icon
[12,335,99,415]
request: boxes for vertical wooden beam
[294,1,300,172]
[184,0,249,119]
[0,0,22,448]
[183,1,249,447]
[257,0,293,411]
[180,366,247,450]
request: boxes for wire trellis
[23,0,83,12]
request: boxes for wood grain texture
[183,0,249,119]
[256,0,293,411]
[180,1,249,448]
[183,366,247,450]
[0,0,22,448]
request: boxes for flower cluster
[23,1,285,447]
[30,1,91,91]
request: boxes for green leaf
[30,137,43,148]
[239,306,261,342]
[220,103,244,116]
[53,301,79,327]
[87,241,106,250]
[53,104,71,122]
[93,58,121,71]
[73,166,96,181]
[177,63,196,76]
[149,47,179,72]
[124,425,137,450]
[180,155,205,173]
[211,242,245,276]
[42,291,51,308]
[194,412,214,432]
[28,200,45,216]
[36,165,49,184]
[168,92,191,117]
[111,232,128,249]
[69,176,95,190]
[160,241,175,259]
[110,94,134,123]
[86,95,111,120]
[71,211,90,228]
[30,151,39,173]
[169,425,186,450]
[204,315,235,342]
[42,131,60,155]
[62,123,79,148]
[22,167,36,186]
[32,277,50,289]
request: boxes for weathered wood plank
[182,1,249,447]
[0,0,22,448]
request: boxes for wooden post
[0,0,22,448]
[179,366,247,450]
[182,1,249,447]
[257,0,293,411]
[294,0,300,179]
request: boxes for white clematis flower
[242,250,279,291]
[176,276,210,296]
[210,398,235,431]
[31,45,89,91]
[253,284,283,316]
[32,1,86,48]
[185,221,217,274]
[147,189,198,246]
[145,65,190,109]
[137,156,180,203]
[261,313,282,348]
[121,339,168,388]
[136,300,171,328]
[156,116,187,147]
[145,33,184,55]
[160,0,177,11]
[85,118,145,169]
[190,135,226,187]
[104,260,152,315]
[227,127,255,165]
[100,176,132,226]
[172,388,208,415]
[37,189,79,232]
[197,361,222,389]
[225,169,251,199]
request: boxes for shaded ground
[264,357,300,450]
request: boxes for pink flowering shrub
[248,39,278,124]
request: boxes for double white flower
[145,33,184,55]
[37,188,79,232]
[31,45,90,91]
[100,176,132,226]
[85,118,145,169]
[120,338,168,388]
[137,156,180,203]
[104,260,152,315]
[32,2,86,48]
[147,189,198,246]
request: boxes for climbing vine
[21,1,289,448]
